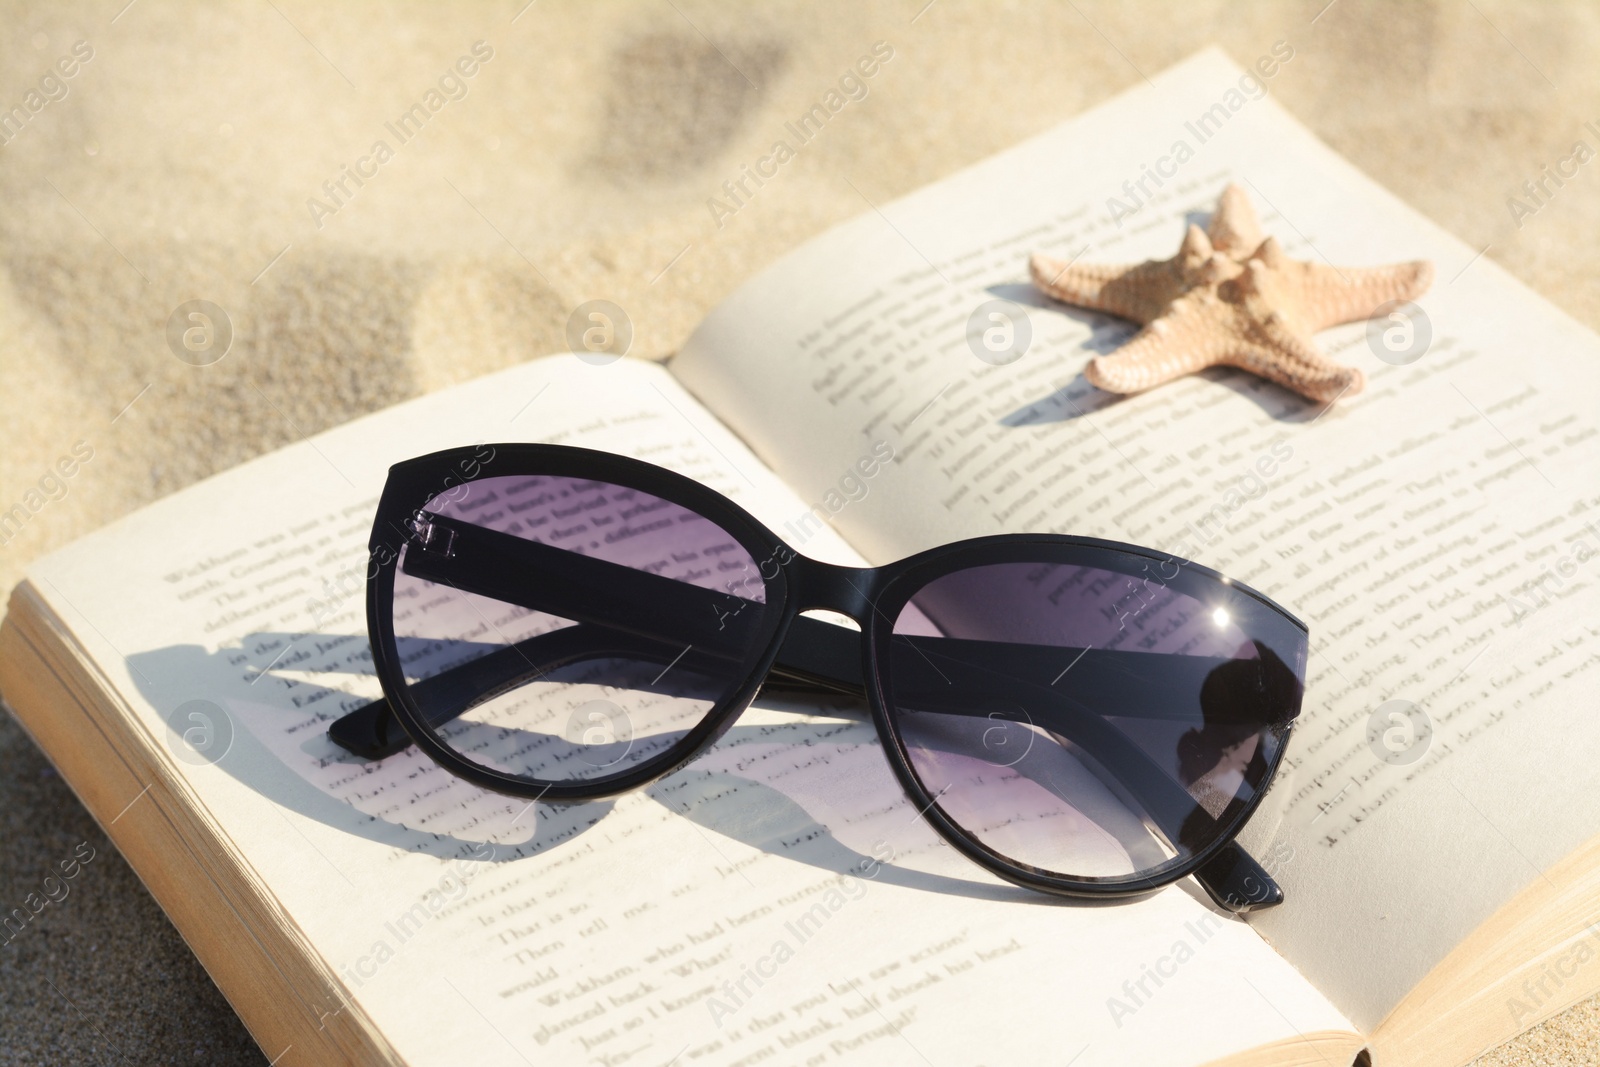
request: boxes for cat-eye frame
[330,444,1307,912]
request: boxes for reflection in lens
[887,557,1305,881]
[389,475,770,784]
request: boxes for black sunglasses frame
[350,443,1306,912]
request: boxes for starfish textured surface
[1030,183,1434,403]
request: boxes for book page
[24,353,1349,1067]
[670,49,1600,1031]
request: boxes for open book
[5,49,1599,1067]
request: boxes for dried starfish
[1029,183,1433,403]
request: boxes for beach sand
[2,1,1598,1062]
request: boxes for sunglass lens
[885,552,1306,883]
[386,474,772,784]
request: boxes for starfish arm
[1081,299,1235,393]
[1223,320,1366,403]
[1083,299,1365,403]
[1029,254,1187,325]
[1207,183,1265,256]
[1273,254,1434,332]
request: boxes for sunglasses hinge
[408,510,457,558]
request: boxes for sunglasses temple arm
[328,697,407,759]
[327,599,877,757]
[328,623,726,758]
[1195,842,1283,912]
[328,622,1280,911]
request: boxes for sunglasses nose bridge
[787,556,879,626]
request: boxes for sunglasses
[329,444,1307,912]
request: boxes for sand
[1,0,1598,1062]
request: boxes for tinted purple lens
[389,474,770,783]
[888,555,1305,880]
